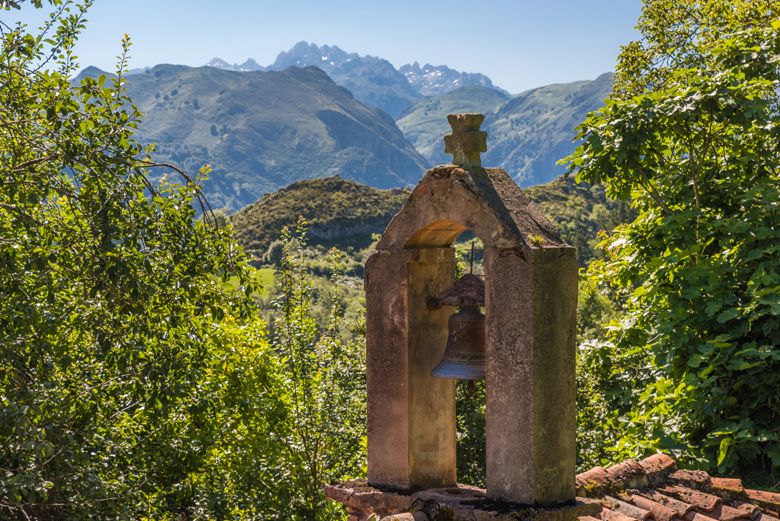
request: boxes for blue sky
[9,0,642,93]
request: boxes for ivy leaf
[717,437,732,467]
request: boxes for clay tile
[756,514,780,521]
[578,466,610,496]
[641,490,694,516]
[607,460,649,489]
[604,496,653,521]
[640,454,678,477]
[659,486,722,512]
[708,504,761,521]
[730,501,761,519]
[685,512,721,521]
[579,516,603,521]
[324,483,354,504]
[710,478,744,496]
[669,470,713,489]
[746,490,780,512]
[604,509,643,521]
[627,492,680,521]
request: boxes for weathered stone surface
[365,249,413,488]
[379,166,563,251]
[325,482,601,521]
[381,513,430,521]
[362,115,577,504]
[444,113,488,169]
[407,248,457,487]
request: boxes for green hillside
[79,64,428,211]
[231,174,631,266]
[396,86,510,164]
[524,175,633,265]
[485,73,613,186]
[394,75,612,187]
[231,176,409,256]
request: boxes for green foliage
[565,0,780,480]
[0,4,370,519]
[264,239,286,266]
[456,381,486,487]
[270,220,366,520]
[0,2,288,518]
[231,176,409,261]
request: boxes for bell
[432,304,486,380]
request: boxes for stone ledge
[325,481,602,521]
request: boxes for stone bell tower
[326,114,590,520]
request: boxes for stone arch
[377,165,564,253]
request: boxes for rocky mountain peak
[399,62,503,96]
[270,41,357,73]
[202,42,508,116]
[205,57,264,72]
[205,57,233,69]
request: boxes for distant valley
[83,41,612,210]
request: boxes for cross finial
[444,113,487,169]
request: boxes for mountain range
[79,41,613,210]
[206,41,502,117]
[79,64,427,210]
[397,73,612,185]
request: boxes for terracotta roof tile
[746,490,780,513]
[731,500,761,518]
[669,470,712,489]
[607,459,649,489]
[622,492,680,521]
[658,485,722,511]
[640,490,695,517]
[578,466,610,491]
[707,503,758,521]
[604,496,653,521]
[711,478,745,498]
[604,509,643,521]
[640,454,678,477]
[684,511,720,521]
[577,454,779,521]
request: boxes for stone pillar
[484,247,578,505]
[365,249,411,488]
[365,247,457,490]
[407,248,456,488]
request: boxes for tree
[270,220,366,520]
[0,2,287,518]
[565,0,780,479]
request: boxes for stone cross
[444,113,488,169]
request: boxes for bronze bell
[429,273,486,380]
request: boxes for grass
[227,267,275,298]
